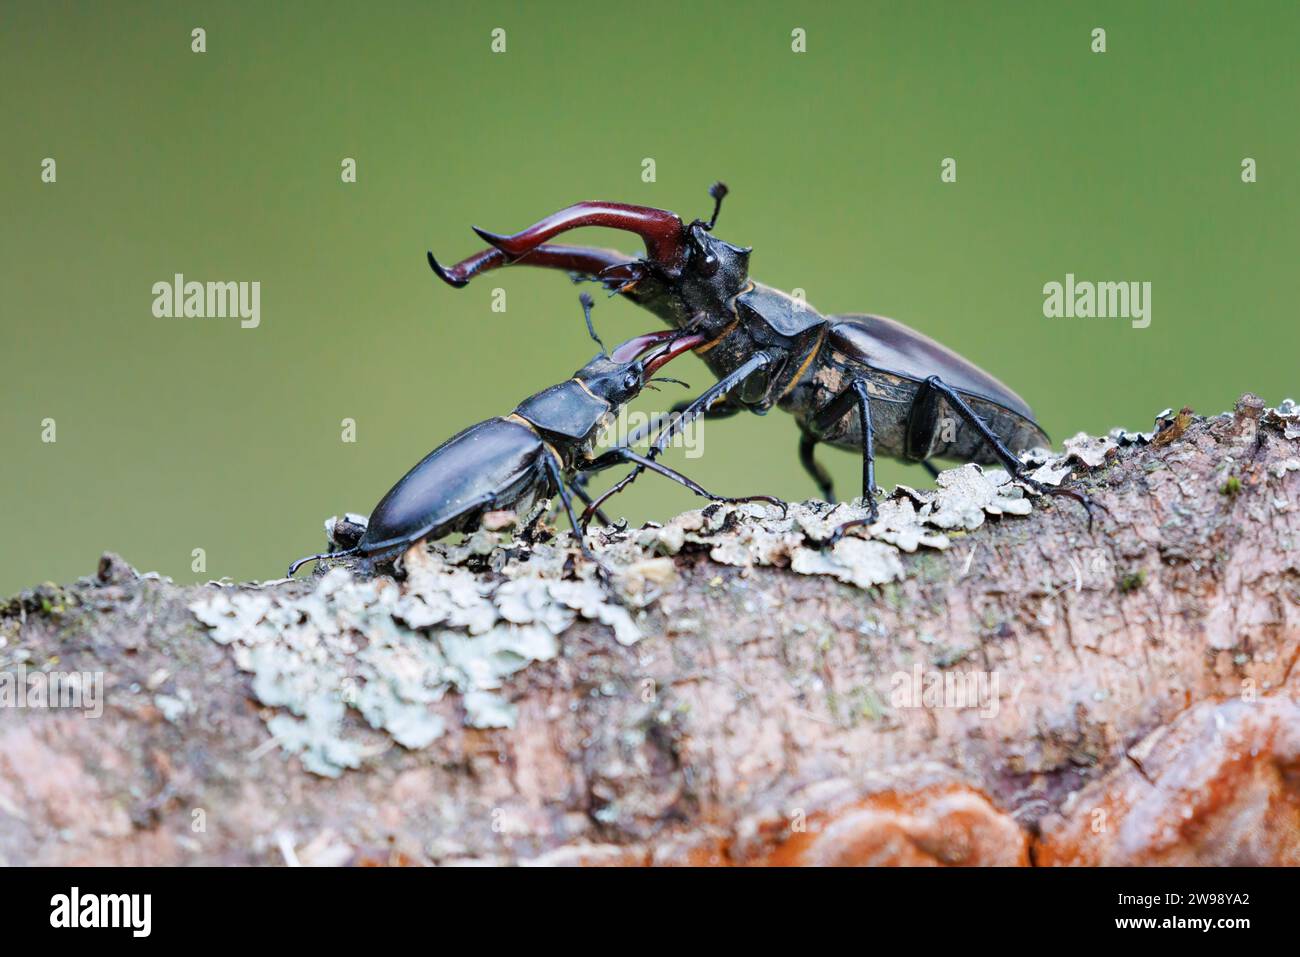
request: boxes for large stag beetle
[429,184,1100,539]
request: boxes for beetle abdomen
[781,317,1050,464]
[827,316,1037,421]
[359,418,549,555]
[929,393,1050,462]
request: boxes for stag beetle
[288,295,780,576]
[429,184,1100,538]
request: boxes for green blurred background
[2,1,1296,592]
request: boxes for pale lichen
[1263,399,1300,441]
[1059,432,1119,469]
[189,546,637,777]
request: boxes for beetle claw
[819,497,881,547]
[590,561,626,607]
[756,495,789,518]
[1026,480,1109,532]
[287,546,361,578]
[715,494,790,520]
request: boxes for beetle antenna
[705,181,729,230]
[287,546,360,578]
[650,376,690,389]
[579,292,608,357]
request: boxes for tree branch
[2,394,1298,865]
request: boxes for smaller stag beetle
[287,295,781,577]
[429,184,1104,541]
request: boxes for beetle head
[683,223,751,293]
[589,197,752,340]
[575,355,648,408]
[575,332,705,407]
[680,181,751,293]
[435,185,753,333]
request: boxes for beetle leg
[810,378,878,508]
[287,546,360,578]
[798,433,836,503]
[807,378,881,543]
[567,472,610,527]
[540,455,599,563]
[621,395,742,450]
[577,353,778,526]
[914,376,1107,530]
[647,352,773,458]
[541,457,629,600]
[526,486,606,542]
[428,244,636,289]
[577,463,640,529]
[579,447,785,529]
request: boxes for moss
[1118,569,1146,593]
[845,684,885,723]
[1220,475,1242,496]
[2,582,74,619]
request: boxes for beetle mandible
[428,184,1101,538]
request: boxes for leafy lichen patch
[620,462,1040,589]
[1059,432,1119,469]
[189,546,637,777]
[1263,398,1300,441]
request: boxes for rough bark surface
[2,395,1298,866]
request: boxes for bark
[1,394,1298,866]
